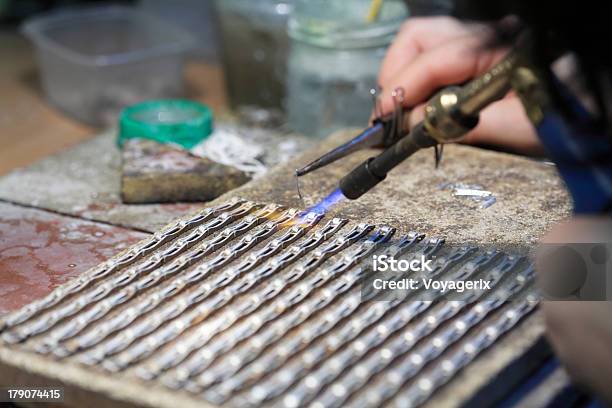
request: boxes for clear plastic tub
[22,6,195,127]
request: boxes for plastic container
[22,6,195,127]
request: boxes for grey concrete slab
[0,131,203,233]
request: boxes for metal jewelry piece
[159,226,396,389]
[125,223,376,377]
[391,294,539,408]
[235,247,499,406]
[347,264,536,408]
[77,213,335,366]
[98,218,356,371]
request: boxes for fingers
[379,34,508,115]
[378,16,475,85]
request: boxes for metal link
[0,198,541,408]
[37,205,294,356]
[1,200,259,344]
[189,232,424,395]
[205,237,444,404]
[391,294,538,408]
[234,245,495,406]
[0,198,245,333]
[189,233,425,399]
[129,223,375,378]
[74,212,330,367]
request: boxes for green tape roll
[118,100,213,149]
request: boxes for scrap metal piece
[453,188,492,198]
[440,183,497,209]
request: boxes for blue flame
[307,188,346,215]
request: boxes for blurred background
[0,0,453,175]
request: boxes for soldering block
[120,138,250,204]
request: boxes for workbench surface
[0,127,573,408]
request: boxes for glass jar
[286,0,408,138]
[214,0,293,111]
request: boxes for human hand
[377,16,543,155]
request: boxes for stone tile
[0,131,203,232]
[0,202,147,315]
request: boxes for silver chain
[391,293,538,408]
[192,232,426,401]
[347,264,535,408]
[64,208,310,358]
[2,200,259,344]
[309,255,526,408]
[0,198,541,408]
[229,245,499,406]
[126,223,375,378]
[160,226,396,390]
[75,212,334,367]
[93,217,351,371]
[33,205,297,356]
